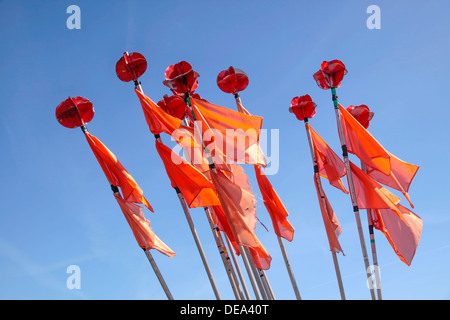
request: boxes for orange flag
[313,177,345,255]
[366,152,419,208]
[349,161,403,219]
[155,141,221,209]
[309,125,348,194]
[115,194,175,257]
[85,132,153,212]
[209,169,259,248]
[209,205,240,255]
[135,88,182,136]
[339,105,391,175]
[255,166,295,242]
[191,97,266,166]
[248,241,272,270]
[372,204,422,266]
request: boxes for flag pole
[143,248,174,300]
[330,87,376,300]
[360,161,383,300]
[303,118,346,300]
[203,206,246,300]
[79,124,174,300]
[276,235,301,299]
[235,91,300,300]
[224,235,252,300]
[117,54,222,300]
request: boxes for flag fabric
[209,205,240,255]
[255,166,295,242]
[349,161,403,219]
[309,125,348,194]
[209,169,259,248]
[135,88,182,136]
[366,152,419,208]
[191,97,267,166]
[248,240,272,270]
[313,177,345,255]
[155,141,221,209]
[174,124,233,176]
[85,132,153,212]
[339,104,391,175]
[372,204,422,266]
[114,194,175,258]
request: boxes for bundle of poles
[55,54,421,300]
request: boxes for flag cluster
[57,54,422,300]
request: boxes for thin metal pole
[259,269,275,300]
[243,246,268,300]
[204,207,244,300]
[361,161,383,300]
[277,235,301,299]
[144,249,174,300]
[331,87,376,300]
[224,235,252,300]
[175,189,221,300]
[303,119,346,300]
[239,245,263,300]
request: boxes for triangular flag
[309,125,348,194]
[191,97,266,166]
[349,161,403,219]
[209,169,259,248]
[85,132,153,212]
[366,152,419,208]
[372,204,422,266]
[248,241,272,270]
[155,141,221,209]
[255,166,295,242]
[313,177,345,255]
[115,194,175,258]
[135,88,182,136]
[339,105,391,175]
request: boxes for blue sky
[1,0,449,300]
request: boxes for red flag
[349,161,403,219]
[339,105,391,175]
[135,88,182,136]
[155,141,221,209]
[209,169,259,248]
[255,166,295,242]
[248,241,272,270]
[366,153,419,208]
[115,194,175,257]
[209,205,240,255]
[85,132,153,212]
[313,177,345,255]
[372,204,422,266]
[309,125,348,194]
[191,97,266,166]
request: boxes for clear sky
[0,0,449,300]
